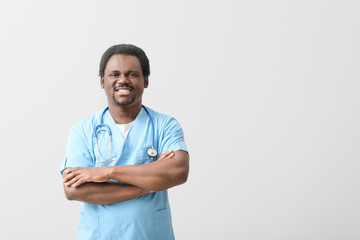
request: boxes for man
[61,44,189,239]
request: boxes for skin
[62,54,189,204]
[101,54,149,124]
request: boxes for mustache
[114,84,134,90]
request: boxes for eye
[128,72,139,78]
[109,73,119,78]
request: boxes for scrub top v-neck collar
[102,107,148,146]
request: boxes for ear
[100,77,104,88]
[144,76,149,88]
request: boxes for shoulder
[144,106,179,124]
[69,109,103,135]
[144,106,184,132]
[145,106,188,152]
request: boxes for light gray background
[0,0,359,239]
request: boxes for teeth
[117,89,130,92]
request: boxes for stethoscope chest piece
[147,147,158,158]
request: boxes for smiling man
[61,44,189,240]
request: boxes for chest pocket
[127,149,153,165]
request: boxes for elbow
[176,151,189,186]
[171,166,189,187]
[63,185,76,201]
[178,168,189,185]
[152,170,188,192]
[65,192,73,201]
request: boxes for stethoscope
[93,105,158,164]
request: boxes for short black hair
[99,44,150,77]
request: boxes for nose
[117,73,129,83]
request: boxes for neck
[108,103,142,124]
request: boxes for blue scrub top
[61,106,188,240]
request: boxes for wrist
[105,166,114,180]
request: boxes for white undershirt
[117,121,134,140]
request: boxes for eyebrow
[108,70,140,73]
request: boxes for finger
[64,177,76,187]
[72,178,86,188]
[63,168,74,174]
[158,150,173,159]
[162,150,174,158]
[63,169,81,183]
[65,175,81,187]
[157,154,169,160]
[63,172,75,183]
[163,152,175,160]
[157,152,166,160]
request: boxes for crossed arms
[62,150,189,205]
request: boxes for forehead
[105,54,142,73]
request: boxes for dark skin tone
[63,54,189,204]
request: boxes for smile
[115,88,133,93]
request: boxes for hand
[156,150,175,161]
[63,167,110,187]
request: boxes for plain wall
[0,0,359,239]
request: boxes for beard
[112,94,135,107]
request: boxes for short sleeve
[159,117,188,153]
[61,121,94,174]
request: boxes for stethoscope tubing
[94,105,157,163]
[142,105,155,149]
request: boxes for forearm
[107,151,189,191]
[63,151,189,192]
[63,182,149,205]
